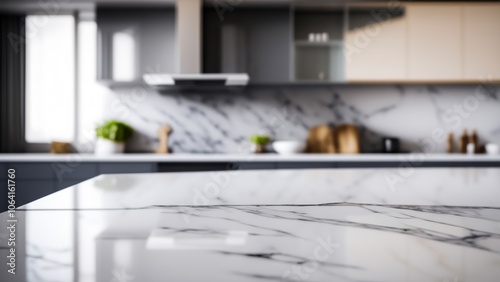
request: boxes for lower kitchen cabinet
[98,163,156,174]
[9,163,55,180]
[276,162,335,169]
[158,162,233,172]
[0,163,6,180]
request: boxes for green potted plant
[95,120,134,154]
[250,134,270,154]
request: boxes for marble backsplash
[94,85,500,153]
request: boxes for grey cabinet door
[96,7,176,82]
[53,163,98,180]
[0,163,6,179]
[55,179,88,191]
[98,163,156,174]
[8,163,55,180]
[203,7,292,83]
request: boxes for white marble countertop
[1,168,499,281]
[20,167,500,209]
[1,152,500,162]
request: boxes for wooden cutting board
[306,125,336,153]
[336,124,360,154]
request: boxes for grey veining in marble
[88,85,500,153]
[2,204,500,281]
[1,168,500,281]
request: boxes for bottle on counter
[446,133,454,153]
[458,130,469,154]
[469,130,479,153]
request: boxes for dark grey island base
[159,160,500,171]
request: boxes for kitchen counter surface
[1,168,499,281]
[1,152,500,162]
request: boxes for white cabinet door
[407,4,462,81]
[463,4,500,81]
[345,8,407,81]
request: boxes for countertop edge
[1,153,500,162]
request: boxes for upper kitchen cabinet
[293,8,345,82]
[96,6,176,84]
[463,4,500,81]
[345,5,406,82]
[203,7,291,84]
[406,4,462,81]
[345,2,500,83]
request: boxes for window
[25,15,107,149]
[26,15,75,143]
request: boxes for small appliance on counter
[381,137,400,153]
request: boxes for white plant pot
[94,138,125,155]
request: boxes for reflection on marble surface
[1,205,499,282]
[1,168,500,281]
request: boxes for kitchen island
[1,168,499,281]
[3,153,499,210]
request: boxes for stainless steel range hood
[143,0,249,89]
[143,73,249,87]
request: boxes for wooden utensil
[335,124,360,154]
[156,125,172,154]
[306,125,336,153]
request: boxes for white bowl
[272,141,306,155]
[486,143,499,155]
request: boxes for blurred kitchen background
[2,0,500,210]
[0,0,498,155]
